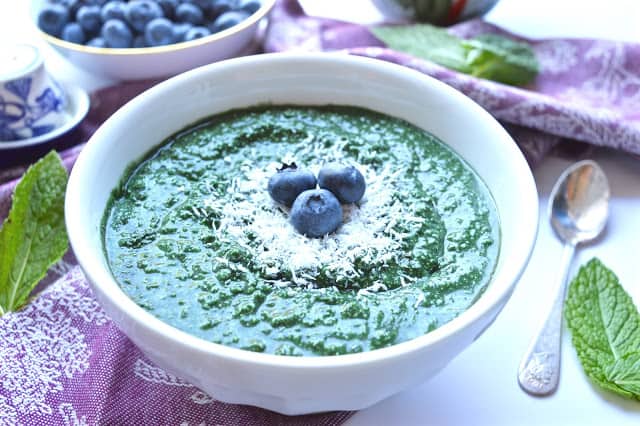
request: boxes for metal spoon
[517,160,610,396]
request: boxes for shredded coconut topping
[202,144,420,290]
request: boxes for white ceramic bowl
[30,0,275,80]
[66,53,538,415]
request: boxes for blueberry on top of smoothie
[318,163,366,204]
[290,189,343,238]
[267,162,317,207]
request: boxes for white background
[2,0,640,424]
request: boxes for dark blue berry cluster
[37,0,261,48]
[268,162,366,238]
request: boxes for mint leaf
[370,24,539,86]
[371,24,471,73]
[0,151,68,315]
[606,352,640,396]
[565,258,640,400]
[462,34,538,86]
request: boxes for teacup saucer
[0,82,89,150]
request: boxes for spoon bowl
[550,160,610,245]
[518,159,610,396]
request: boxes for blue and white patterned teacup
[0,44,68,142]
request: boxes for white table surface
[3,1,640,425]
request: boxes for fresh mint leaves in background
[461,34,538,86]
[0,151,68,316]
[371,24,471,73]
[370,24,539,86]
[565,258,640,400]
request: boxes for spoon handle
[518,242,576,396]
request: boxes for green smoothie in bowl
[103,104,499,357]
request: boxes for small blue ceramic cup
[0,44,68,142]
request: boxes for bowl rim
[31,0,276,55]
[66,52,539,370]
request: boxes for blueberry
[125,0,164,33]
[145,17,174,46]
[101,19,133,48]
[209,0,234,18]
[210,10,248,33]
[156,0,179,19]
[175,2,204,25]
[267,163,317,207]
[61,22,85,44]
[290,189,343,238]
[172,22,193,42]
[76,5,102,33]
[101,1,127,21]
[132,35,147,47]
[318,163,366,204]
[183,26,211,41]
[87,37,107,47]
[237,0,261,15]
[38,4,69,37]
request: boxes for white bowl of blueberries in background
[31,0,276,80]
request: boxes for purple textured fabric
[265,0,640,163]
[0,268,354,425]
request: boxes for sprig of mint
[0,151,69,316]
[370,24,539,86]
[565,258,640,400]
[371,24,471,73]
[462,34,538,86]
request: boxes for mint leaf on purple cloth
[370,23,538,86]
[462,33,538,86]
[371,24,471,73]
[0,151,68,315]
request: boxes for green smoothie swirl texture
[104,105,499,356]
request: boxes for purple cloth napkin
[265,0,640,163]
[3,0,640,423]
[0,266,353,425]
